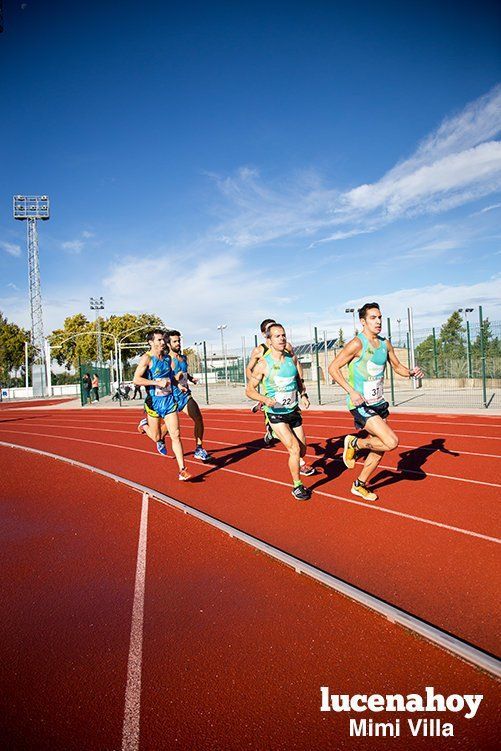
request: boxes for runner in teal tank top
[246,323,316,501]
[329,302,424,502]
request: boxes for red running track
[1,446,499,751]
[0,397,75,409]
[0,407,499,657]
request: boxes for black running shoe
[263,423,275,446]
[291,484,311,501]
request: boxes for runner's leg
[184,397,204,446]
[356,416,398,485]
[164,411,186,471]
[270,421,301,484]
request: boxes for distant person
[91,373,100,402]
[82,372,92,404]
[132,383,143,400]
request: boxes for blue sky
[1,0,500,348]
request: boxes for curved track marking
[1,441,500,680]
[0,432,499,545]
[4,420,500,488]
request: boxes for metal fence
[78,361,111,406]
[114,311,500,410]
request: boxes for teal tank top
[262,351,298,415]
[347,333,388,409]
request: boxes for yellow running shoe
[343,435,357,469]
[351,481,378,502]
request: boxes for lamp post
[217,324,228,385]
[345,308,356,336]
[89,296,105,364]
[458,307,474,378]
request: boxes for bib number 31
[363,379,383,405]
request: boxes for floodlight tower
[90,296,105,363]
[13,195,50,396]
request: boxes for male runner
[246,319,307,446]
[246,323,315,500]
[133,329,191,481]
[328,302,423,501]
[165,330,213,462]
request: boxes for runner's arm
[245,345,263,381]
[245,360,276,407]
[387,340,424,378]
[133,354,169,389]
[328,338,365,406]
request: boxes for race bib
[274,390,297,407]
[155,382,172,397]
[363,378,384,405]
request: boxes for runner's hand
[350,390,365,406]
[179,385,188,393]
[156,378,169,388]
[301,394,310,409]
[410,366,424,379]
[264,397,277,408]
[191,377,199,384]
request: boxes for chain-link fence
[115,311,500,410]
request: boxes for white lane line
[0,432,499,544]
[198,417,501,441]
[25,416,501,460]
[121,491,149,751]
[8,421,501,487]
[1,440,500,679]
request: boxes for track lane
[1,424,499,654]
[1,420,499,535]
[2,445,500,750]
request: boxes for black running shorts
[350,401,390,430]
[266,408,303,429]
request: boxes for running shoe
[178,468,192,481]
[263,423,275,446]
[137,417,148,434]
[193,446,212,462]
[156,440,168,456]
[351,481,377,502]
[291,484,311,501]
[300,464,316,476]
[251,403,263,413]
[343,434,358,469]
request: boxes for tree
[415,334,436,376]
[337,328,345,347]
[438,311,466,376]
[0,312,30,385]
[48,311,166,371]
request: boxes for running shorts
[350,401,390,430]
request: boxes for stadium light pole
[13,195,49,397]
[217,324,228,385]
[459,307,474,378]
[90,296,105,364]
[345,308,356,336]
[396,318,402,347]
[194,341,202,372]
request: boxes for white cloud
[0,241,21,257]
[210,85,501,248]
[61,230,95,254]
[6,282,19,290]
[61,239,85,253]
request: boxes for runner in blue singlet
[165,330,213,462]
[133,329,191,481]
[329,302,424,501]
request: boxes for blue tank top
[170,354,190,396]
[145,353,174,398]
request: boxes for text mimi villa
[320,686,483,738]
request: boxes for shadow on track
[369,438,460,491]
